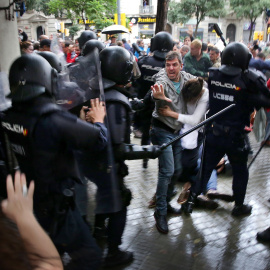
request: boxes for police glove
[129,98,145,111]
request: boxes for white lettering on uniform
[211,80,237,90]
[143,75,155,82]
[141,65,162,71]
[11,143,26,156]
[2,122,24,134]
[56,100,71,105]
[213,93,234,102]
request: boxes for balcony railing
[139,5,154,14]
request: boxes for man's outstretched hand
[151,84,172,103]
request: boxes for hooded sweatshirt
[152,68,197,131]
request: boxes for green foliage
[168,0,226,36]
[68,24,82,37]
[230,0,269,41]
[47,0,116,29]
[230,0,268,21]
[26,0,52,15]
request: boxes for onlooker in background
[134,39,145,58]
[249,52,270,72]
[67,43,80,63]
[20,41,34,54]
[173,44,181,53]
[110,36,117,46]
[117,41,125,47]
[263,42,270,59]
[39,34,49,41]
[183,36,192,47]
[0,172,63,270]
[39,39,51,52]
[180,45,190,59]
[122,38,132,51]
[33,41,40,52]
[202,43,208,53]
[209,47,221,68]
[18,28,28,42]
[61,41,71,60]
[207,43,214,53]
[146,43,151,55]
[183,39,212,80]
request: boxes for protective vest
[2,101,80,203]
[136,55,165,99]
[208,67,252,130]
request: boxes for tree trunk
[155,0,170,34]
[194,23,199,38]
[249,20,254,42]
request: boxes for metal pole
[160,104,235,150]
[117,0,122,40]
[248,130,270,169]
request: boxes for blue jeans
[197,144,217,193]
[150,127,182,215]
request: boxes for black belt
[211,122,244,137]
[152,118,177,134]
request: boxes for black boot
[181,192,196,214]
[257,227,270,242]
[103,247,134,268]
[154,211,168,234]
[231,204,252,216]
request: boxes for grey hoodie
[152,68,197,131]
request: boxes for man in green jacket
[183,39,212,80]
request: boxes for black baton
[160,104,236,150]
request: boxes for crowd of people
[1,28,270,269]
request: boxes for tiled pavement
[87,132,270,270]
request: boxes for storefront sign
[129,17,156,24]
[139,24,154,30]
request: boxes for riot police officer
[194,42,270,216]
[2,53,108,269]
[79,46,161,267]
[77,30,97,50]
[133,31,173,168]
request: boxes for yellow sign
[138,17,156,23]
[268,27,270,34]
[78,19,95,24]
[253,31,258,40]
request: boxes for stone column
[0,0,21,73]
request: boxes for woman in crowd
[20,41,34,54]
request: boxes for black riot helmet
[36,51,62,72]
[150,31,174,59]
[221,42,251,70]
[78,30,97,49]
[82,40,105,56]
[100,46,133,85]
[8,54,57,102]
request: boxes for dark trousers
[95,207,127,251]
[181,132,204,185]
[196,131,249,205]
[36,207,102,270]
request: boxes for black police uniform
[133,53,165,161]
[78,85,160,252]
[0,113,8,198]
[197,66,270,207]
[2,95,107,270]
